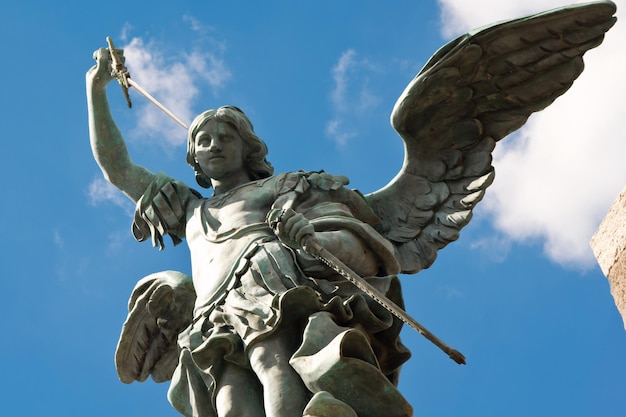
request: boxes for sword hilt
[106,36,132,108]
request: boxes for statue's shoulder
[275,170,351,191]
[132,172,202,249]
[271,171,309,194]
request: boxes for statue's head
[186,106,274,188]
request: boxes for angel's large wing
[365,1,616,274]
[115,270,195,383]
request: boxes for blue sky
[2,1,625,416]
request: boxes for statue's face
[194,119,246,181]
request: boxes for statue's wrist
[88,74,112,92]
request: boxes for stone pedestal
[590,187,626,330]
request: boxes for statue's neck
[212,171,253,196]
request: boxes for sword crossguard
[106,36,132,108]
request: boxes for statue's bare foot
[302,391,357,417]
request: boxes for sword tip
[449,350,466,365]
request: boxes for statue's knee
[216,364,264,417]
[248,338,293,374]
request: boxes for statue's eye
[196,136,211,146]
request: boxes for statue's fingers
[112,48,126,63]
[283,212,303,239]
[295,223,314,244]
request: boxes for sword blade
[127,78,188,130]
[105,37,188,130]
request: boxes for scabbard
[302,237,466,365]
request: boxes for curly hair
[186,106,274,188]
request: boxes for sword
[302,235,467,365]
[106,37,188,130]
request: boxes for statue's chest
[186,182,275,243]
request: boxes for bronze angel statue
[86,2,616,417]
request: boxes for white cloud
[88,178,133,212]
[438,0,594,38]
[187,51,231,90]
[120,22,133,42]
[106,229,132,253]
[469,234,512,264]
[442,284,465,300]
[326,49,380,146]
[437,0,626,269]
[120,32,231,146]
[183,14,210,34]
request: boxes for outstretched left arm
[87,47,156,203]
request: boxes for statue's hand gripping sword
[106,37,188,130]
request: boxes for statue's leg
[215,362,264,417]
[248,334,311,417]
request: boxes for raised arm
[86,47,156,203]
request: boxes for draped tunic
[131,171,412,417]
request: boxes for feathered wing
[115,271,196,383]
[365,1,616,274]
